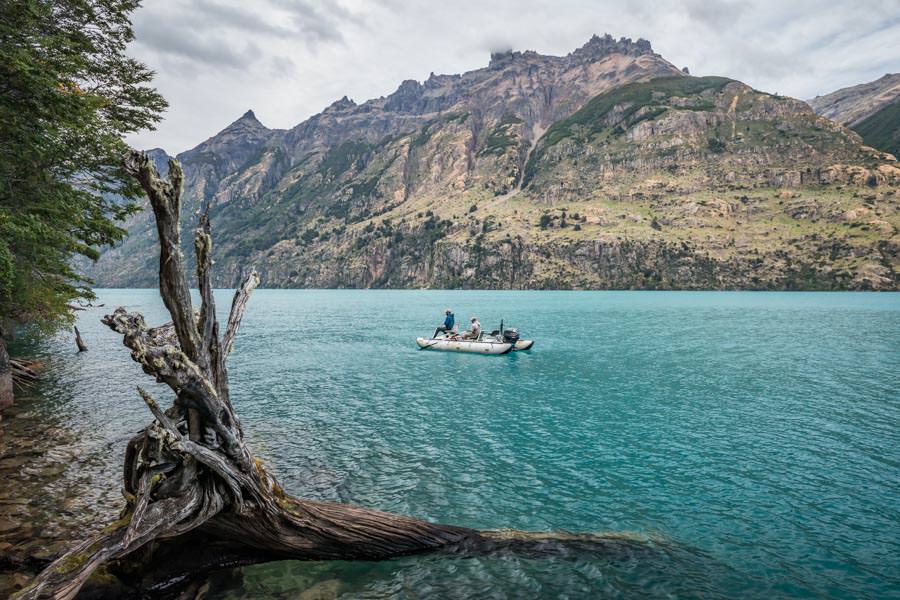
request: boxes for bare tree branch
[222,270,260,360]
[122,151,200,364]
[15,151,637,600]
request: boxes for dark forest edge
[0,0,167,413]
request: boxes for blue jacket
[444,313,455,329]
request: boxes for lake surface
[5,290,900,599]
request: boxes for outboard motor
[502,328,520,344]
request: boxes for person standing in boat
[461,316,481,340]
[433,309,456,339]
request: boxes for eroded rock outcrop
[83,36,900,291]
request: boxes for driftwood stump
[16,151,629,599]
[73,327,87,352]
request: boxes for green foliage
[707,138,727,153]
[630,106,668,126]
[444,111,470,124]
[349,155,397,201]
[852,98,900,157]
[541,76,731,148]
[480,130,518,156]
[523,76,734,185]
[319,140,370,180]
[0,0,165,330]
[410,123,436,148]
[498,113,524,126]
[479,113,523,156]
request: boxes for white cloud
[126,0,900,154]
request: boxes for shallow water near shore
[2,290,899,599]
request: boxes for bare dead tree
[16,151,638,600]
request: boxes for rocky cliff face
[808,73,900,126]
[85,36,900,290]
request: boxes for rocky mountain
[809,73,900,157]
[87,35,900,290]
[851,99,900,157]
[808,73,900,126]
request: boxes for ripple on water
[2,290,899,599]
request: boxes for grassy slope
[523,76,735,185]
[852,98,900,156]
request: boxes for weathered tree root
[15,151,646,600]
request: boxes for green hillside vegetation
[524,76,734,184]
[852,98,900,156]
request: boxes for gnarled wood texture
[16,150,631,600]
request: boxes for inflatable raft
[415,337,514,354]
[416,324,534,354]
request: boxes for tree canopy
[0,0,165,332]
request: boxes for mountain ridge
[808,73,900,127]
[87,35,900,290]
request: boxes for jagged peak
[177,108,272,159]
[324,96,357,112]
[485,34,659,72]
[396,79,422,93]
[383,79,425,112]
[488,48,540,69]
[569,33,655,62]
[227,109,266,130]
[424,71,460,89]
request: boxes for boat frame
[416,336,514,354]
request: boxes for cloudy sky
[126,0,900,154]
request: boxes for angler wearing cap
[460,316,481,340]
[432,309,457,339]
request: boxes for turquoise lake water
[15,290,900,599]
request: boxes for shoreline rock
[0,397,118,597]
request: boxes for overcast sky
[126,0,900,154]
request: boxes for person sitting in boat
[460,316,482,340]
[433,309,456,338]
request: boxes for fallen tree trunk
[10,359,40,388]
[15,151,633,599]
